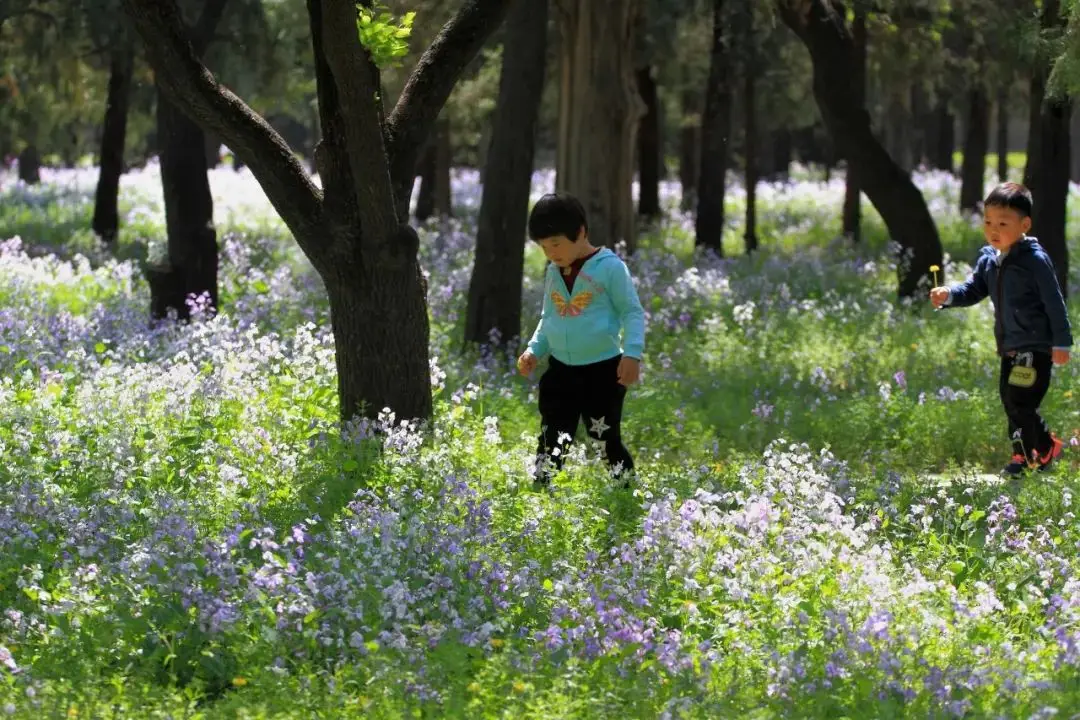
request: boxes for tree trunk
[766,127,791,181]
[93,44,135,244]
[151,87,218,320]
[997,86,1009,181]
[326,248,431,422]
[555,0,644,250]
[679,89,701,211]
[777,0,943,296]
[1032,96,1071,298]
[929,100,955,172]
[742,8,757,254]
[464,0,548,347]
[1029,0,1070,297]
[1024,80,1045,189]
[959,85,989,213]
[636,65,661,218]
[17,145,40,184]
[883,94,913,173]
[695,0,732,254]
[204,132,221,168]
[843,3,866,242]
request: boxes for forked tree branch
[384,0,515,215]
[120,0,328,264]
[320,0,398,243]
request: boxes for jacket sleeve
[526,270,551,359]
[1033,252,1073,348]
[945,255,990,308]
[608,259,646,359]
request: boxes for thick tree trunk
[636,65,661,218]
[997,86,1009,181]
[695,0,732,254]
[151,86,218,320]
[17,145,39,184]
[326,248,430,422]
[679,90,702,211]
[464,0,548,347]
[959,85,990,213]
[843,3,866,242]
[93,44,135,244]
[778,0,943,296]
[883,94,913,173]
[555,0,644,250]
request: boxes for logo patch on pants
[1008,365,1037,388]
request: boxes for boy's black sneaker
[1036,436,1065,473]
[1001,454,1028,476]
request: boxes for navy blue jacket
[945,237,1072,354]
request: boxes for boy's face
[537,227,586,268]
[983,205,1031,253]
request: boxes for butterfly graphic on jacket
[551,291,594,317]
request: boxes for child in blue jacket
[517,192,646,486]
[931,182,1072,475]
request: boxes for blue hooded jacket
[944,236,1072,354]
[526,248,646,365]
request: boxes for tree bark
[766,127,791,181]
[636,65,661,218]
[555,0,644,250]
[148,0,226,320]
[17,145,39,184]
[93,43,135,245]
[695,0,732,254]
[928,99,955,172]
[679,89,701,211]
[1029,0,1069,296]
[996,86,1009,181]
[776,0,943,295]
[152,86,218,320]
[843,2,866,242]
[742,1,757,254]
[464,0,548,347]
[959,85,989,213]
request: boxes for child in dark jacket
[930,182,1072,475]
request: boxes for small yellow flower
[232,677,248,687]
[468,682,482,693]
[513,681,527,693]
[911,343,918,351]
[489,637,504,649]
[1065,390,1074,399]
[930,264,940,286]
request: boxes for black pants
[999,350,1054,460]
[535,355,634,481]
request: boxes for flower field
[1,163,1079,718]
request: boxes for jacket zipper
[995,255,1008,355]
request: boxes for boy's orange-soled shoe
[1002,453,1029,476]
[1036,435,1065,473]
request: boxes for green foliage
[356,1,415,69]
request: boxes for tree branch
[384,0,514,216]
[320,0,397,243]
[120,0,328,265]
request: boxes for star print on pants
[589,416,610,438]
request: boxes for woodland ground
[0,162,1079,718]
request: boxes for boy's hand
[517,351,538,377]
[617,356,640,386]
[929,286,950,308]
[1053,348,1070,365]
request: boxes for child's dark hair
[984,182,1034,218]
[528,192,588,242]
